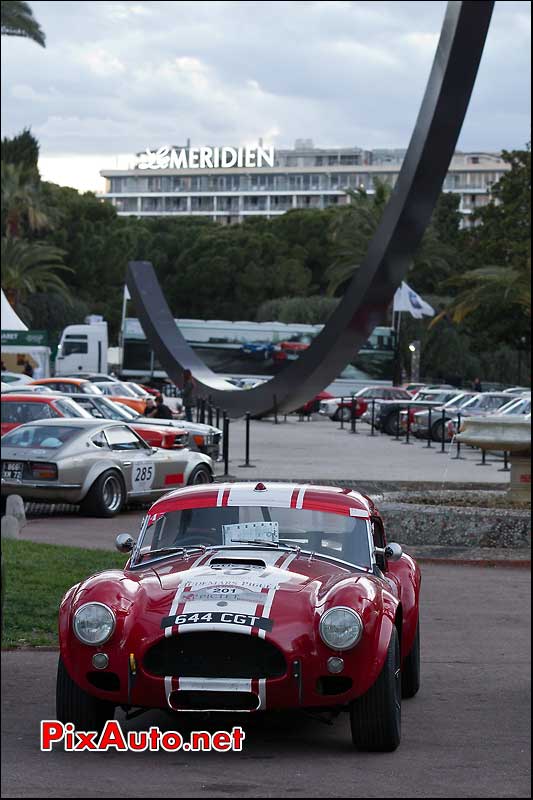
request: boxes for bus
[120,318,395,386]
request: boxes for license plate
[2,462,24,482]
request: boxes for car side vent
[87,671,120,691]
[316,676,353,695]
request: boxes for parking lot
[1,562,530,798]
[220,415,509,485]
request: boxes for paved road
[1,564,530,798]
[222,415,509,484]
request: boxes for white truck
[54,322,109,376]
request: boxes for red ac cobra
[57,482,421,751]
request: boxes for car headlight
[73,603,115,645]
[319,607,363,650]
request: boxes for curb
[416,557,530,568]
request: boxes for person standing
[146,394,173,420]
[473,377,483,392]
[23,359,34,378]
[182,369,195,422]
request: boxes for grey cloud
[1,0,530,169]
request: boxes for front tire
[401,618,421,698]
[187,465,213,485]
[384,412,400,436]
[333,407,351,422]
[80,470,125,517]
[350,626,401,751]
[56,656,115,734]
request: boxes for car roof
[149,482,374,518]
[31,377,90,385]
[3,417,127,429]
[1,393,59,403]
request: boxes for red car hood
[71,549,390,645]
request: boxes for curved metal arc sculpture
[127,1,494,417]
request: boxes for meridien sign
[136,145,275,170]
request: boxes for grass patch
[1,539,126,648]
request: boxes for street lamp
[409,341,421,382]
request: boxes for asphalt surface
[1,563,531,798]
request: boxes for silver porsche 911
[1,418,214,517]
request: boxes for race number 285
[132,462,155,491]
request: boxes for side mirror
[384,542,403,561]
[115,533,136,553]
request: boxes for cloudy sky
[1,0,530,192]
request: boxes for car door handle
[121,461,132,466]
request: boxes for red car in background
[319,386,412,422]
[0,394,188,450]
[56,481,421,751]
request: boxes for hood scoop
[209,557,266,570]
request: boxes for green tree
[1,0,45,46]
[1,161,52,237]
[430,146,531,350]
[1,237,71,314]
[325,182,456,297]
[1,128,40,181]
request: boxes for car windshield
[54,398,92,418]
[133,505,372,570]
[76,396,134,421]
[2,424,79,449]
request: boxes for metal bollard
[273,395,278,425]
[238,412,255,468]
[439,409,447,453]
[339,397,345,430]
[350,395,357,434]
[369,398,376,436]
[223,414,230,475]
[498,451,510,472]
[453,412,464,459]
[476,448,491,467]
[394,408,401,441]
[403,407,412,445]
[426,407,433,448]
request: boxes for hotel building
[100,140,509,226]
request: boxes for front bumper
[1,480,83,502]
[61,629,380,714]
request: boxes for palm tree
[1,237,72,312]
[325,180,453,297]
[430,260,531,327]
[1,161,51,237]
[1,1,45,47]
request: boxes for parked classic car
[1,393,189,450]
[1,419,214,516]
[103,399,223,460]
[446,392,513,437]
[361,388,460,435]
[56,481,421,751]
[29,377,104,395]
[319,386,412,422]
[410,392,476,441]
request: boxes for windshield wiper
[228,539,300,552]
[231,539,279,548]
[140,545,206,560]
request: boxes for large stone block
[5,495,26,528]
[1,515,20,540]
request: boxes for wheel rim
[102,475,123,512]
[192,468,210,485]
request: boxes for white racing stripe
[257,551,297,640]
[178,677,252,692]
[164,551,211,638]
[295,485,308,509]
[227,484,295,507]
